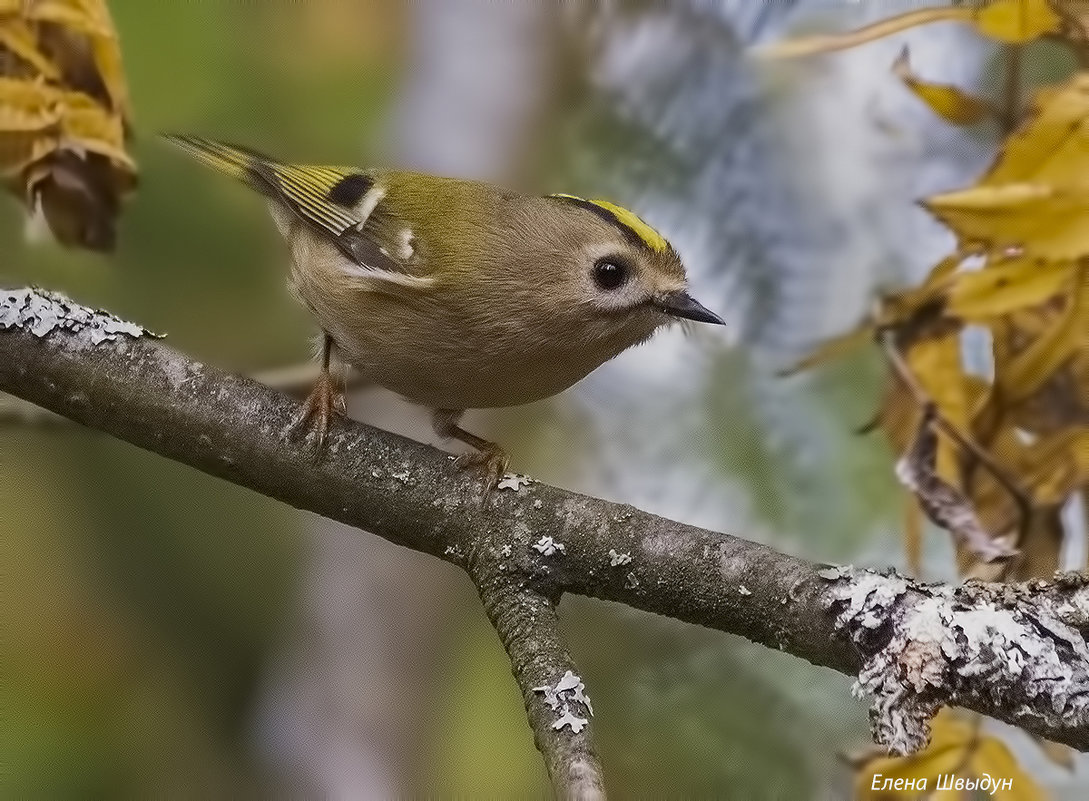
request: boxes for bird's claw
[284,372,344,456]
[454,448,511,498]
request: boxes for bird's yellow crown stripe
[548,193,669,254]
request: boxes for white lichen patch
[498,473,533,491]
[1,288,150,344]
[833,571,909,630]
[738,585,752,596]
[827,568,1089,756]
[817,565,852,581]
[552,710,589,734]
[532,536,565,556]
[608,549,632,567]
[533,670,593,734]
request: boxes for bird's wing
[164,135,409,275]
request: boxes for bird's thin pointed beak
[653,291,725,325]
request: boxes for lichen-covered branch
[821,566,1089,755]
[472,564,605,800]
[2,287,1088,764]
[0,358,368,429]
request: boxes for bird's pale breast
[288,238,656,410]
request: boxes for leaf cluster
[774,2,1089,795]
[0,0,135,250]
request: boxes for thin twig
[879,329,1034,546]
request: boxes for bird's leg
[432,408,510,496]
[286,333,345,452]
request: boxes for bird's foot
[454,446,511,498]
[284,370,345,455]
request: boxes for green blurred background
[3,2,1086,798]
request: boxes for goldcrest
[164,136,724,491]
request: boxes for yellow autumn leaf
[923,75,1089,259]
[874,373,923,454]
[59,88,134,169]
[926,251,971,284]
[0,19,61,79]
[854,710,976,799]
[974,0,1063,41]
[1,0,136,251]
[877,254,969,327]
[1016,427,1089,504]
[922,183,1089,260]
[907,335,970,480]
[991,75,1089,185]
[787,256,969,379]
[0,77,63,176]
[855,710,1044,800]
[24,0,132,119]
[23,0,118,39]
[892,46,993,125]
[965,728,1048,800]
[997,268,1085,402]
[0,78,131,172]
[0,76,64,131]
[943,258,1074,320]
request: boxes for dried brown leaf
[896,407,1018,563]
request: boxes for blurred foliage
[0,0,136,251]
[561,597,848,799]
[705,348,900,560]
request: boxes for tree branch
[0,359,369,428]
[474,569,605,799]
[2,288,1087,774]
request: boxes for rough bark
[3,287,1088,794]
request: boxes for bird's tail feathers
[162,134,276,196]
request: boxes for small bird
[164,135,724,491]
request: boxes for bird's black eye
[593,259,628,290]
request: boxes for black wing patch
[327,173,375,207]
[249,161,362,237]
